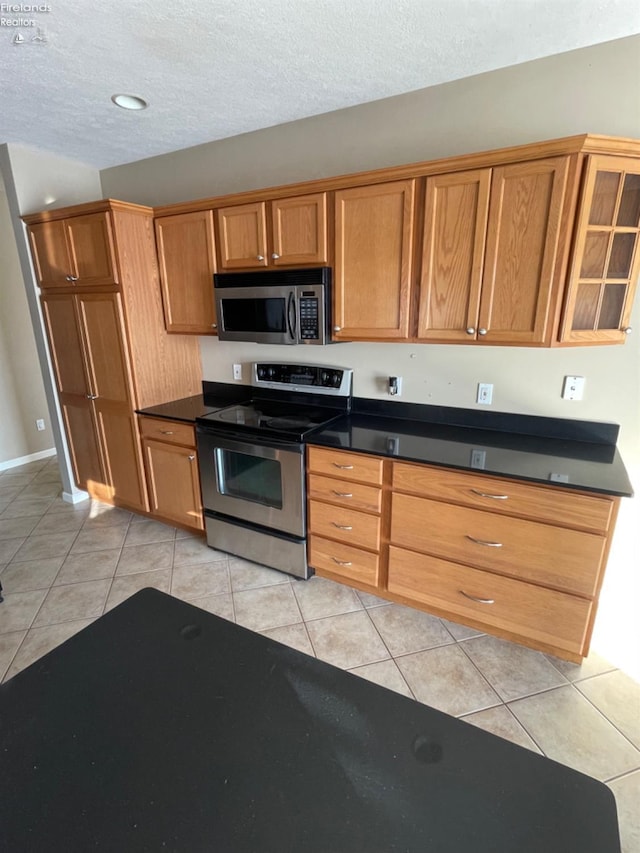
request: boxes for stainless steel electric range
[196,363,353,579]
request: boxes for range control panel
[253,363,353,396]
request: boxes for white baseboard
[0,447,56,472]
[62,490,90,505]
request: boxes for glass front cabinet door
[561,155,640,343]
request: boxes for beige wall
[0,144,101,489]
[100,35,640,672]
[0,174,52,466]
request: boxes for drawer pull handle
[333,463,354,470]
[466,535,503,548]
[160,430,175,435]
[333,523,353,530]
[460,590,495,605]
[332,558,353,567]
[332,490,353,498]
[470,489,508,500]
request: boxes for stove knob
[321,371,329,385]
[333,373,342,386]
[267,367,276,379]
[257,367,265,379]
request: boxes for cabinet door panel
[77,293,132,405]
[561,155,640,343]
[65,213,118,286]
[217,202,268,269]
[95,403,147,511]
[479,158,569,344]
[334,180,415,339]
[62,400,103,492]
[143,438,203,529]
[418,170,491,340]
[271,193,328,265]
[41,294,88,396]
[155,211,217,333]
[29,221,72,287]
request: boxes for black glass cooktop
[197,399,345,441]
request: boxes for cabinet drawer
[308,500,381,550]
[309,536,380,587]
[392,462,614,533]
[391,493,605,597]
[308,474,382,514]
[139,416,196,447]
[388,546,592,656]
[308,447,383,485]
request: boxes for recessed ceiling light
[111,94,148,111]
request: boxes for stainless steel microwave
[214,267,332,345]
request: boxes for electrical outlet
[36,419,46,432]
[471,449,486,469]
[477,383,493,405]
[233,363,242,381]
[388,376,402,396]
[562,375,585,400]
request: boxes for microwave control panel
[299,295,320,341]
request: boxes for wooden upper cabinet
[560,155,640,344]
[216,193,328,270]
[478,157,570,345]
[216,201,269,269]
[155,210,217,334]
[418,169,491,341]
[271,192,327,265]
[334,180,416,340]
[29,212,118,288]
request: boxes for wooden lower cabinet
[140,417,203,531]
[387,546,592,657]
[307,446,384,592]
[306,447,619,661]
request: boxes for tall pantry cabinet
[25,200,202,512]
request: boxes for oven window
[215,449,283,509]
[221,297,286,333]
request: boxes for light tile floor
[1,456,639,851]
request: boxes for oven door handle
[287,291,297,343]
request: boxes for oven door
[196,430,305,537]
[215,285,298,344]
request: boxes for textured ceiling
[1,0,639,169]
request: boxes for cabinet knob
[333,326,342,332]
[478,328,488,336]
[624,326,632,334]
[66,274,78,282]
[86,394,98,400]
[271,253,280,260]
[188,455,195,461]
[256,255,264,261]
[211,323,217,329]
[466,327,475,335]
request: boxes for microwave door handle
[287,291,297,342]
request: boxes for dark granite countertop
[310,401,633,498]
[138,387,633,498]
[136,383,251,423]
[0,589,621,852]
